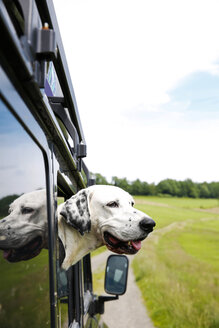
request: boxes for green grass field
[132,196,219,328]
[0,249,50,328]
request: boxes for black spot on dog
[80,209,84,216]
[87,220,91,232]
[76,199,85,217]
[74,215,79,221]
[81,191,87,198]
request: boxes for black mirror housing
[89,255,129,316]
[104,255,129,295]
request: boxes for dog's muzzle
[2,236,44,262]
[103,231,143,254]
[103,217,156,255]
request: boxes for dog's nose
[139,218,156,233]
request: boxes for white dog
[0,189,47,262]
[58,185,155,269]
[0,186,155,269]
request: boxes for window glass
[0,101,50,327]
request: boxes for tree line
[94,173,219,199]
[0,194,19,218]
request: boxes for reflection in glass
[0,107,45,199]
[0,189,47,262]
[0,101,50,327]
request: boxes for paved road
[91,251,155,328]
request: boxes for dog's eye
[106,201,119,208]
[131,201,135,207]
[21,207,34,214]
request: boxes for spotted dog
[0,186,156,270]
[58,185,155,270]
[0,189,47,262]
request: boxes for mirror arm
[89,295,118,316]
[99,295,118,303]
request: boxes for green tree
[199,183,211,198]
[131,179,143,195]
[111,176,130,192]
[142,182,152,195]
[0,194,20,218]
[184,179,199,198]
[156,179,174,196]
[148,183,156,195]
[94,172,219,199]
[208,182,219,198]
[94,173,109,185]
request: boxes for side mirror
[89,255,129,316]
[104,255,129,295]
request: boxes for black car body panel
[0,1,129,327]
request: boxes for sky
[0,98,45,198]
[53,0,219,184]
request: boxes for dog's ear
[60,189,91,235]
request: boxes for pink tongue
[108,235,120,245]
[131,240,141,251]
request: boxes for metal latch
[77,142,87,159]
[35,23,56,60]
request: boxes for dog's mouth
[2,236,43,262]
[103,231,144,255]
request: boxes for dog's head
[60,185,156,256]
[0,189,47,262]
